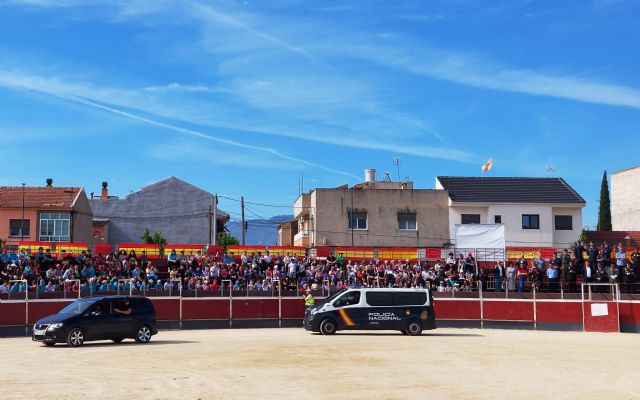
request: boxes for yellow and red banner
[335,247,375,260]
[118,243,161,258]
[56,242,89,256]
[165,244,204,256]
[18,241,52,254]
[378,247,419,260]
[267,246,307,257]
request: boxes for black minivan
[32,296,158,347]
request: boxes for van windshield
[58,300,94,315]
[324,288,346,304]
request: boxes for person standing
[616,244,627,282]
[546,264,559,293]
[304,289,315,309]
[493,261,505,292]
[506,262,517,292]
[517,261,528,293]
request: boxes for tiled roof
[437,177,586,204]
[0,186,82,209]
[583,231,640,247]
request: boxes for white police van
[303,288,435,336]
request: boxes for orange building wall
[0,208,39,245]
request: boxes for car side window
[88,301,109,316]
[111,299,132,316]
[333,291,361,308]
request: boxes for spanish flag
[481,158,493,174]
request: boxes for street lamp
[21,183,25,241]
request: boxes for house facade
[0,180,93,246]
[436,176,585,248]
[611,166,640,231]
[89,177,229,245]
[293,170,450,248]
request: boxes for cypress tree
[597,171,612,231]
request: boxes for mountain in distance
[226,214,293,245]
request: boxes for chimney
[101,181,108,200]
[46,178,53,187]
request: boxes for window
[522,214,540,229]
[494,215,502,224]
[397,213,417,230]
[366,291,395,306]
[9,219,30,237]
[348,212,367,230]
[395,292,427,306]
[461,214,480,224]
[333,291,361,308]
[555,215,573,230]
[39,212,71,242]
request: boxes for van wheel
[135,325,152,343]
[112,338,124,343]
[319,319,337,335]
[406,320,423,336]
[67,328,85,347]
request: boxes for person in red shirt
[517,262,528,293]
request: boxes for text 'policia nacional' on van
[303,288,436,335]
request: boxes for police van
[303,288,435,336]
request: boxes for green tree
[217,233,239,247]
[141,229,168,255]
[0,238,6,251]
[597,171,612,231]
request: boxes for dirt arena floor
[2,327,639,400]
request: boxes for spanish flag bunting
[481,158,493,174]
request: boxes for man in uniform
[304,289,315,309]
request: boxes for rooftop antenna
[392,157,401,182]
[545,164,556,175]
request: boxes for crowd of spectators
[493,241,640,293]
[0,240,638,296]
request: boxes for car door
[83,300,113,340]
[110,298,136,337]
[331,290,366,330]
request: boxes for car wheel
[112,338,124,343]
[67,328,85,347]
[135,325,152,343]
[319,319,337,335]
[406,320,423,336]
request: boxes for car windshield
[324,288,347,303]
[58,300,94,315]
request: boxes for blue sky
[0,0,639,227]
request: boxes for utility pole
[241,196,245,246]
[21,183,25,241]
[208,203,212,246]
[212,194,218,245]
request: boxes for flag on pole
[481,158,493,174]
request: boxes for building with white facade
[611,166,640,231]
[436,177,586,248]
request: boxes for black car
[32,296,158,347]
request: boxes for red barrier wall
[0,303,26,325]
[434,300,481,320]
[28,301,71,324]
[281,298,306,319]
[182,299,230,320]
[483,301,534,321]
[232,299,278,319]
[583,302,619,332]
[536,301,582,323]
[150,298,180,321]
[619,302,640,326]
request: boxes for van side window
[396,292,427,306]
[333,291,361,308]
[365,292,395,306]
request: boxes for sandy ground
[2,327,639,400]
